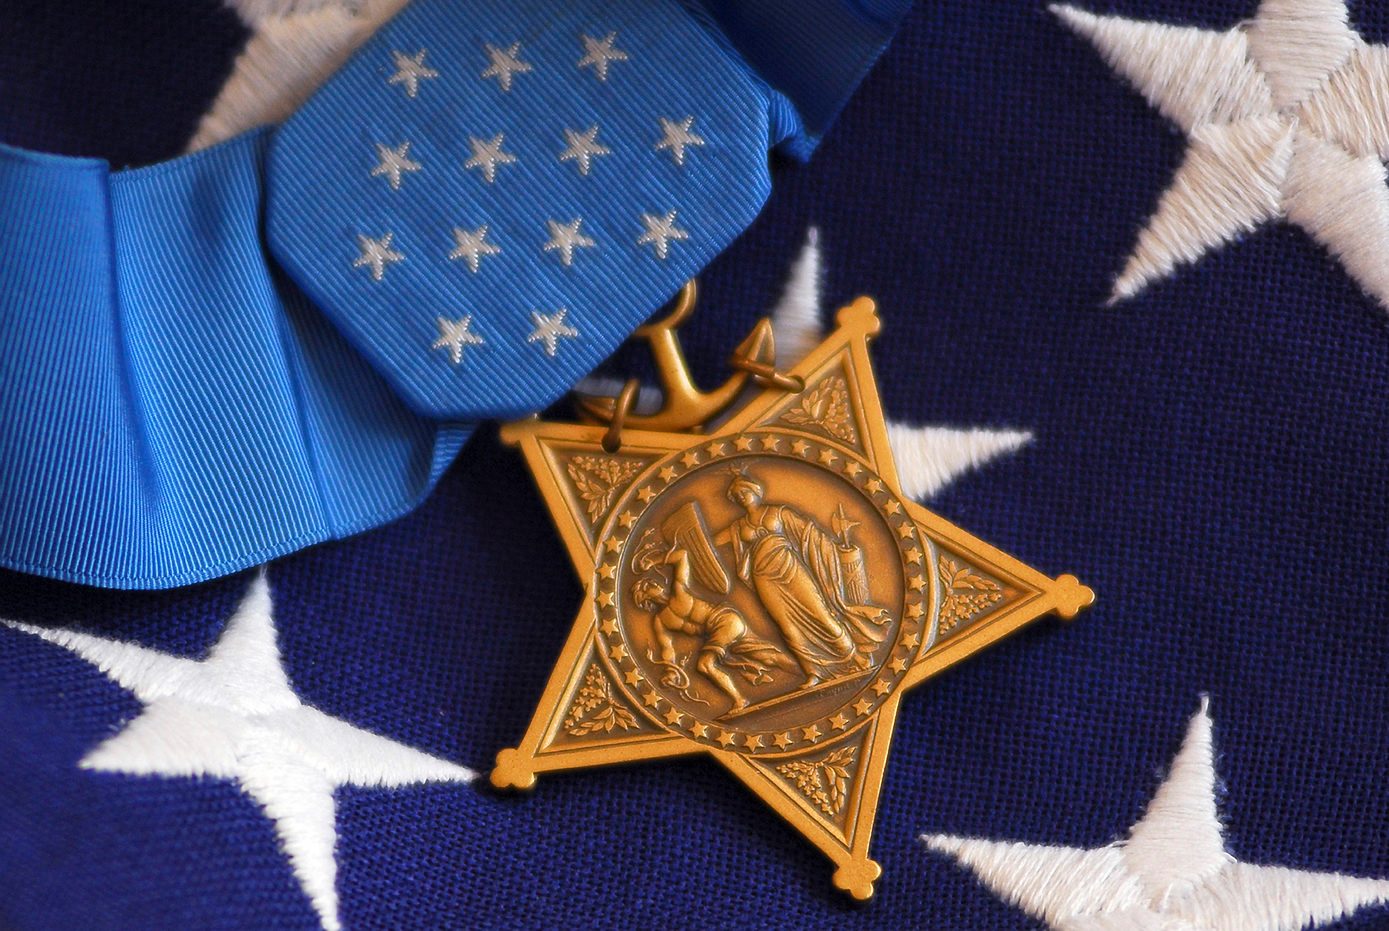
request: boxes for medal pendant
[491,294,1093,899]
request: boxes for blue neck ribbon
[0,0,909,589]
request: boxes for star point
[387,49,438,98]
[430,315,484,366]
[636,210,689,259]
[480,41,532,91]
[526,309,580,357]
[578,32,628,81]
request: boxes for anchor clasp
[575,281,797,434]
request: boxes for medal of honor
[491,288,1093,898]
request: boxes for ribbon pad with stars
[270,0,792,420]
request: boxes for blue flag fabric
[2,1,1388,930]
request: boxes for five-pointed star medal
[491,297,1093,898]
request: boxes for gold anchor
[575,281,800,438]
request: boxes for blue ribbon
[0,0,909,589]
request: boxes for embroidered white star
[542,218,597,267]
[558,125,611,176]
[386,48,437,98]
[447,224,501,273]
[577,32,628,81]
[636,210,689,259]
[925,698,1389,930]
[463,133,517,184]
[654,116,705,166]
[527,309,579,357]
[352,232,403,281]
[3,574,473,931]
[369,141,421,190]
[1055,1,1389,311]
[480,41,532,91]
[431,315,485,365]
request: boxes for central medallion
[599,439,931,754]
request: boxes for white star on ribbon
[558,125,611,176]
[480,41,532,91]
[653,116,705,166]
[386,48,437,98]
[431,315,485,365]
[463,133,517,184]
[636,210,689,259]
[577,32,628,81]
[4,574,474,931]
[925,698,1389,930]
[542,218,597,267]
[369,140,421,190]
[447,224,501,273]
[351,231,403,280]
[527,309,579,357]
[1055,0,1389,311]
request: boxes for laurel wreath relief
[563,666,638,736]
[778,376,857,444]
[938,555,1004,634]
[566,456,645,524]
[776,746,857,817]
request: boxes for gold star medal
[491,286,1093,898]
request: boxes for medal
[491,287,1093,898]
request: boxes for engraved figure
[715,469,889,687]
[632,548,791,711]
